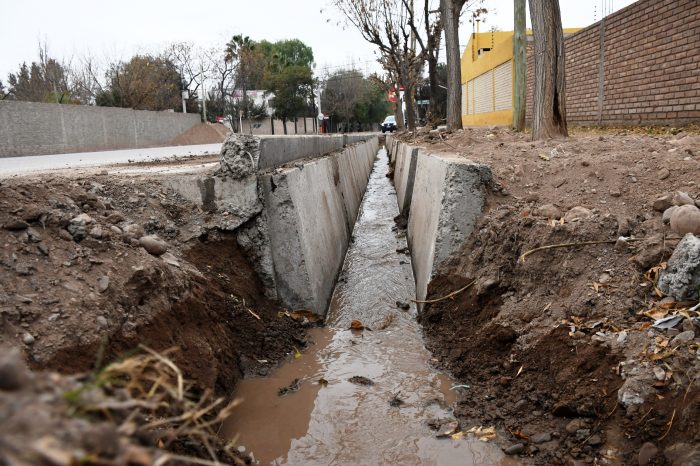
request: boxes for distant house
[461,29,579,127]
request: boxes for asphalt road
[0,143,222,177]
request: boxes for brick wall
[0,101,201,157]
[527,0,700,126]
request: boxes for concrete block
[394,144,419,215]
[257,135,344,169]
[406,151,491,302]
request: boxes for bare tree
[204,47,235,125]
[331,0,439,131]
[68,53,106,104]
[529,0,568,139]
[441,0,485,130]
[165,42,208,102]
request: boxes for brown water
[223,149,518,465]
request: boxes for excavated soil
[171,122,230,146]
[399,126,700,465]
[0,164,309,464]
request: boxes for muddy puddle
[223,148,517,465]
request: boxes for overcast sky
[0,0,638,82]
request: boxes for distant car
[381,115,397,133]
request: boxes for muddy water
[224,149,517,465]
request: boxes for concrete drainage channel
[165,133,378,314]
[197,134,509,464]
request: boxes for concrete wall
[166,133,379,314]
[261,139,378,313]
[0,100,201,157]
[389,138,491,303]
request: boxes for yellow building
[461,29,579,127]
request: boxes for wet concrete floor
[223,148,517,465]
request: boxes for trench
[222,147,516,465]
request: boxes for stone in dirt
[139,235,168,256]
[536,204,562,219]
[653,194,674,212]
[122,223,145,240]
[658,168,671,180]
[658,233,700,300]
[504,443,525,455]
[669,205,700,235]
[563,206,593,222]
[672,191,695,207]
[0,347,30,391]
[3,219,29,230]
[663,206,677,224]
[638,442,659,466]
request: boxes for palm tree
[224,34,254,63]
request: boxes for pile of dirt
[0,165,312,463]
[399,126,700,465]
[171,123,230,146]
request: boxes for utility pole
[201,64,207,122]
[513,0,527,131]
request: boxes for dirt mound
[407,126,700,465]
[172,123,230,145]
[0,171,307,393]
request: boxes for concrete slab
[392,141,491,303]
[394,145,419,215]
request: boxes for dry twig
[412,280,476,304]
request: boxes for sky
[0,0,638,83]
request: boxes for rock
[587,435,602,446]
[669,205,700,235]
[109,225,122,235]
[610,188,622,198]
[638,442,659,466]
[664,442,700,466]
[58,229,73,241]
[96,316,108,328]
[658,168,671,180]
[216,134,261,179]
[97,276,110,293]
[565,419,587,434]
[653,366,666,381]
[37,243,49,256]
[537,204,563,219]
[89,225,104,239]
[653,194,674,212]
[564,206,593,222]
[67,213,94,241]
[3,219,29,230]
[139,235,168,256]
[21,207,45,222]
[71,213,94,224]
[504,443,525,455]
[663,206,678,224]
[0,347,30,391]
[670,330,696,346]
[22,332,35,345]
[658,233,700,300]
[122,223,145,240]
[672,191,695,207]
[26,227,42,242]
[160,252,180,268]
[531,432,552,444]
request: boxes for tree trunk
[513,0,527,131]
[283,118,288,135]
[442,0,463,130]
[405,82,417,130]
[394,96,405,130]
[427,54,439,122]
[529,0,568,139]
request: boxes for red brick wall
[526,0,700,126]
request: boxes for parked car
[381,115,397,133]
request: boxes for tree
[261,39,315,134]
[0,79,8,100]
[529,0,568,139]
[97,55,182,111]
[165,42,208,112]
[6,43,76,103]
[224,35,267,126]
[331,0,433,131]
[512,0,527,131]
[322,69,389,130]
[441,0,486,130]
